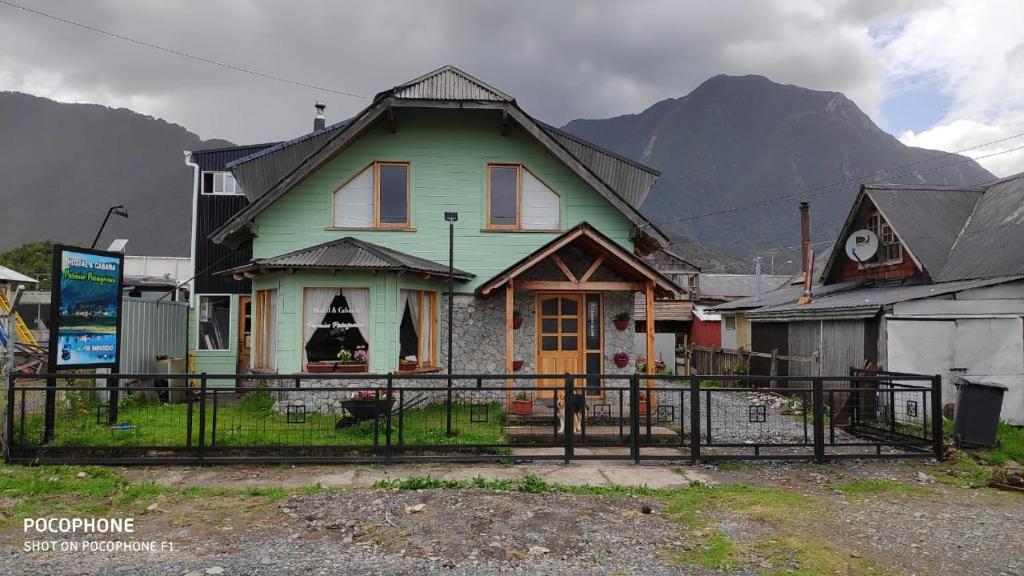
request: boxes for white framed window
[197,294,231,351]
[202,171,242,195]
[866,212,902,265]
[486,164,560,231]
[332,162,410,229]
[724,315,736,331]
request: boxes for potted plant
[512,309,524,330]
[613,311,631,331]
[613,351,630,368]
[511,391,533,416]
[512,359,524,371]
[341,389,393,420]
[305,346,369,373]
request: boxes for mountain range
[1,76,997,272]
[0,92,230,257]
[562,75,994,271]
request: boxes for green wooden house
[186,66,678,402]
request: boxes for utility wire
[647,132,1024,227]
[0,0,370,99]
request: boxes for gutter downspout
[184,151,199,371]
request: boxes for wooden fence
[676,345,817,386]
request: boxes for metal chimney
[799,201,811,280]
[314,101,326,131]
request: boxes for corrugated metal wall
[120,298,188,374]
[787,319,866,380]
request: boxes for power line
[647,132,1024,227]
[0,0,370,99]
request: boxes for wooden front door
[237,296,252,374]
[536,294,583,397]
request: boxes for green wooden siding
[252,108,636,292]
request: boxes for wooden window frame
[398,290,438,373]
[862,212,903,268]
[253,289,276,371]
[330,161,412,230]
[301,286,372,369]
[196,294,232,352]
[485,163,562,232]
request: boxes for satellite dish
[845,229,878,262]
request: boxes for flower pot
[638,400,649,416]
[399,360,418,372]
[511,399,533,417]
[305,361,368,374]
[613,356,630,368]
[614,319,629,331]
[512,360,524,371]
[513,316,524,329]
[341,398,394,420]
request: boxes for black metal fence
[4,370,943,465]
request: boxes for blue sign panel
[49,246,123,369]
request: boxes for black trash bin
[953,377,1006,448]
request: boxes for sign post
[45,245,124,441]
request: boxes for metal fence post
[630,373,640,464]
[4,372,15,463]
[564,373,573,464]
[197,373,207,465]
[689,376,700,464]
[385,373,394,460]
[931,375,944,460]
[812,378,825,463]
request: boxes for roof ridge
[380,64,515,103]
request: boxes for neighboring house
[634,249,699,337]
[701,273,789,349]
[186,66,678,397]
[716,177,1024,424]
[123,256,193,301]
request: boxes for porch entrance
[237,296,252,374]
[536,292,603,397]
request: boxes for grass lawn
[14,391,506,450]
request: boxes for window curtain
[340,287,371,347]
[303,288,340,363]
[418,294,431,365]
[407,292,420,336]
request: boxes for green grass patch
[660,530,739,570]
[830,478,929,496]
[17,391,506,450]
[975,422,1024,466]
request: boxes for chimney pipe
[797,201,814,304]
[799,201,811,279]
[313,101,326,131]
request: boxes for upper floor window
[486,164,560,231]
[866,212,901,265]
[202,172,242,195]
[332,162,410,229]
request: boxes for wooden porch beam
[580,254,605,282]
[551,254,577,282]
[505,279,514,399]
[518,280,644,291]
[645,279,656,408]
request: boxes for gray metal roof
[712,281,861,311]
[211,65,667,248]
[0,264,37,284]
[937,173,1024,281]
[384,65,514,102]
[222,237,473,280]
[865,186,984,276]
[699,274,791,300]
[539,122,660,208]
[746,276,1023,321]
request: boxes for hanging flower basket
[613,352,630,368]
[512,310,524,329]
[512,360,524,371]
[613,312,631,331]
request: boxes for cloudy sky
[1,0,1022,175]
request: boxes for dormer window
[332,161,410,229]
[202,172,242,195]
[866,212,901,265]
[486,164,560,231]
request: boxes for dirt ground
[3,458,1023,575]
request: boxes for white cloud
[885,0,1024,176]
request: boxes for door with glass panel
[536,294,583,397]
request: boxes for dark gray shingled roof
[210,65,667,248]
[937,173,1024,281]
[865,185,985,276]
[699,274,791,300]
[221,237,474,280]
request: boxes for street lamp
[444,211,458,436]
[90,205,129,249]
